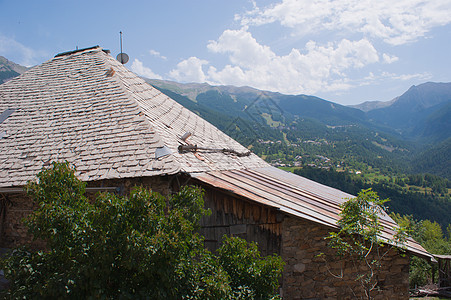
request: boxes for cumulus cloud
[238,0,451,45]
[170,29,380,95]
[131,59,162,79]
[392,72,432,81]
[149,49,167,60]
[166,1,451,97]
[169,57,209,82]
[382,53,399,64]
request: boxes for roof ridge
[100,52,266,171]
[99,52,182,170]
[54,46,111,58]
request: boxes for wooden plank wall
[199,186,282,256]
[438,257,451,288]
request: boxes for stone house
[0,46,431,299]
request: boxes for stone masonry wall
[0,176,171,249]
[87,175,172,197]
[0,193,38,249]
[282,216,410,299]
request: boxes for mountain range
[145,78,450,178]
[146,79,450,143]
[365,82,451,142]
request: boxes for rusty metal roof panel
[196,170,337,228]
[191,166,432,260]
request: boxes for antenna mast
[120,31,123,57]
[116,31,129,64]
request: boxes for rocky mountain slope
[0,56,28,84]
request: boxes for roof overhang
[190,166,434,261]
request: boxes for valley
[146,78,451,229]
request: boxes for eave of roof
[191,166,433,260]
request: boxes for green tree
[392,213,451,287]
[323,189,407,300]
[217,236,284,299]
[1,162,283,299]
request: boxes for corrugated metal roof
[191,166,432,259]
[434,254,451,260]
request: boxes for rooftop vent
[180,132,192,142]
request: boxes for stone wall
[0,175,172,249]
[87,175,172,197]
[281,216,410,299]
[0,193,38,248]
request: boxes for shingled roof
[0,46,431,259]
[0,46,267,187]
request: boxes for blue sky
[1,0,451,105]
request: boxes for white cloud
[208,29,379,94]
[165,1,450,98]
[149,49,167,60]
[0,34,43,67]
[131,59,162,79]
[392,72,432,81]
[171,29,380,95]
[169,57,209,82]
[361,71,432,84]
[238,0,451,45]
[382,53,399,64]
[207,29,275,68]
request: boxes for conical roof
[0,46,267,187]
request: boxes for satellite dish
[116,52,129,64]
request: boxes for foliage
[1,162,283,299]
[217,236,284,300]
[412,137,451,180]
[324,189,407,300]
[391,214,451,288]
[294,167,451,230]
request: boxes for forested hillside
[147,79,450,229]
[293,166,450,230]
[366,82,451,143]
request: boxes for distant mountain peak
[0,56,28,84]
[349,98,397,112]
[351,82,451,113]
[365,82,451,142]
[397,82,451,109]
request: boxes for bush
[1,162,283,299]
